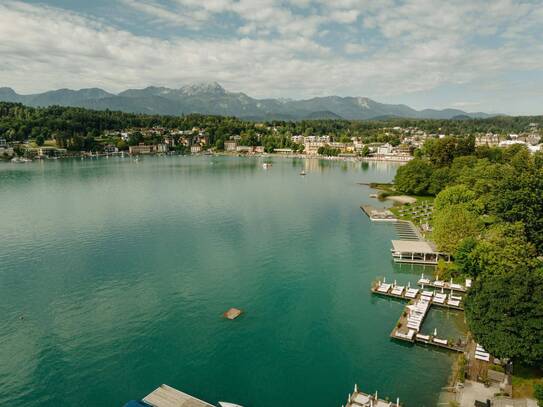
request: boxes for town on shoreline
[1,102,541,163]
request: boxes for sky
[0,0,542,114]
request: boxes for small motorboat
[299,170,306,176]
[262,163,272,169]
[218,403,244,407]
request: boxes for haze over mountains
[0,82,495,121]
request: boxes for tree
[360,145,370,157]
[466,223,537,277]
[491,166,543,253]
[465,266,543,365]
[35,135,45,146]
[394,159,433,195]
[432,204,482,253]
[454,237,479,277]
[427,166,452,195]
[434,185,477,210]
[534,383,543,406]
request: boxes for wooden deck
[372,281,467,353]
[360,205,397,222]
[345,385,401,407]
[371,284,464,310]
[143,384,215,407]
[417,277,468,293]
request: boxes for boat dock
[125,384,244,407]
[372,280,464,310]
[344,384,401,407]
[137,384,215,407]
[390,239,451,265]
[417,274,470,293]
[360,205,397,222]
[372,280,467,353]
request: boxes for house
[0,138,7,147]
[304,141,325,155]
[156,144,168,153]
[104,145,119,154]
[190,145,202,154]
[236,146,253,153]
[36,146,67,157]
[273,148,294,154]
[0,146,14,157]
[224,140,237,151]
[164,136,176,147]
[254,146,265,154]
[179,136,191,147]
[129,144,153,154]
[377,143,394,155]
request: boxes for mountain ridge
[0,83,497,121]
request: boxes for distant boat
[262,163,272,169]
[300,170,306,176]
[11,157,32,163]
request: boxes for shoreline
[2,151,413,164]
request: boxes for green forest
[395,138,543,366]
[1,102,542,153]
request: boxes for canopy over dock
[391,240,450,264]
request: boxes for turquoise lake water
[0,156,463,406]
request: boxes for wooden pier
[372,280,467,353]
[371,282,465,310]
[417,275,470,293]
[360,205,397,222]
[345,384,401,407]
[141,384,215,407]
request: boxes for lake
[0,156,462,406]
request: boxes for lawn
[512,365,543,399]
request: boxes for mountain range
[0,82,495,121]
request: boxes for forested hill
[0,83,496,120]
[1,101,542,143]
[393,137,543,367]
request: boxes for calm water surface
[0,156,462,407]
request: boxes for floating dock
[224,308,243,320]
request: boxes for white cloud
[0,0,542,114]
[344,43,367,54]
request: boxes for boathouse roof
[391,240,437,254]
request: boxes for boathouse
[390,240,450,264]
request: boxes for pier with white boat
[124,384,243,407]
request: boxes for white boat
[299,170,306,176]
[218,403,244,407]
[262,163,272,169]
[11,157,32,163]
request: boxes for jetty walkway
[344,384,401,407]
[371,277,468,353]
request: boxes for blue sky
[1,0,543,114]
